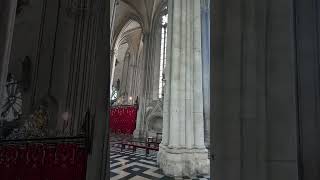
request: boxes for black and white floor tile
[110,136,210,180]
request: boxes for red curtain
[110,106,138,134]
[0,143,87,180]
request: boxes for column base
[157,144,210,177]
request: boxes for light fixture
[62,112,71,134]
[62,112,70,121]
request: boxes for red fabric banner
[110,106,138,134]
[0,143,87,180]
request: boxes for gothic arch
[117,27,141,48]
[111,18,142,75]
[111,16,143,51]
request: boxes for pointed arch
[111,17,143,52]
[112,15,143,47]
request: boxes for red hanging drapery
[110,105,138,134]
[0,143,88,180]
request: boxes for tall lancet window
[159,13,168,98]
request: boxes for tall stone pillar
[142,33,155,103]
[212,0,299,179]
[295,1,320,179]
[152,26,162,100]
[110,49,115,96]
[130,55,139,98]
[133,33,150,138]
[85,0,109,179]
[129,46,139,100]
[127,49,137,100]
[157,0,210,177]
[63,0,100,135]
[0,0,17,108]
[110,0,119,97]
[120,51,130,97]
[133,97,144,137]
[110,0,119,44]
[200,0,210,147]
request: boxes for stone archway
[110,19,143,102]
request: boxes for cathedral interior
[0,0,320,180]
[109,0,210,179]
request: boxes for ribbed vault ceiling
[111,0,166,46]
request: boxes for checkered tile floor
[109,134,211,180]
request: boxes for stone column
[127,49,137,100]
[130,45,139,99]
[144,33,155,103]
[157,0,209,177]
[152,26,162,100]
[110,49,115,97]
[0,0,17,109]
[295,0,320,179]
[212,0,299,179]
[110,0,119,44]
[133,33,150,138]
[120,51,130,97]
[130,47,141,99]
[63,0,100,135]
[85,0,109,179]
[133,97,144,137]
[200,0,210,147]
[110,0,119,96]
[147,26,158,101]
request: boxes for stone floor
[109,134,211,180]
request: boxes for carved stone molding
[157,144,210,177]
[145,100,163,137]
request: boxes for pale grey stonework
[157,0,210,177]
